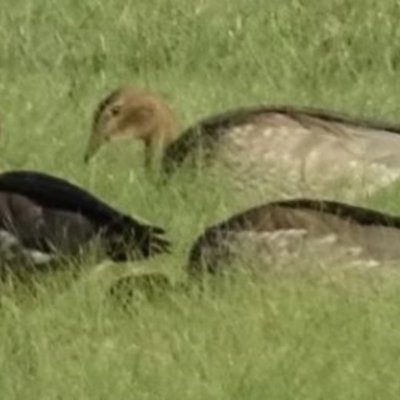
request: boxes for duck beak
[84,131,105,163]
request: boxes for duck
[186,198,400,279]
[84,86,400,199]
[0,170,170,280]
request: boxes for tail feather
[105,216,171,261]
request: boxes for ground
[1,0,400,398]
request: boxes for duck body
[187,198,400,278]
[162,106,400,199]
[0,170,170,278]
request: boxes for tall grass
[1,0,400,397]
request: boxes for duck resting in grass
[108,197,400,302]
[84,86,400,199]
[0,170,170,280]
[187,198,400,279]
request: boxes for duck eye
[109,105,122,117]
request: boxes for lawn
[1,0,400,398]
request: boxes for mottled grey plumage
[187,199,400,278]
[162,106,400,199]
[0,170,170,279]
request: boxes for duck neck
[144,137,167,173]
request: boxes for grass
[2,0,400,397]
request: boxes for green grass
[2,0,400,397]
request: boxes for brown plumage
[85,89,400,198]
[187,199,400,278]
[84,87,177,169]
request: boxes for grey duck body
[187,199,400,278]
[162,106,400,199]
